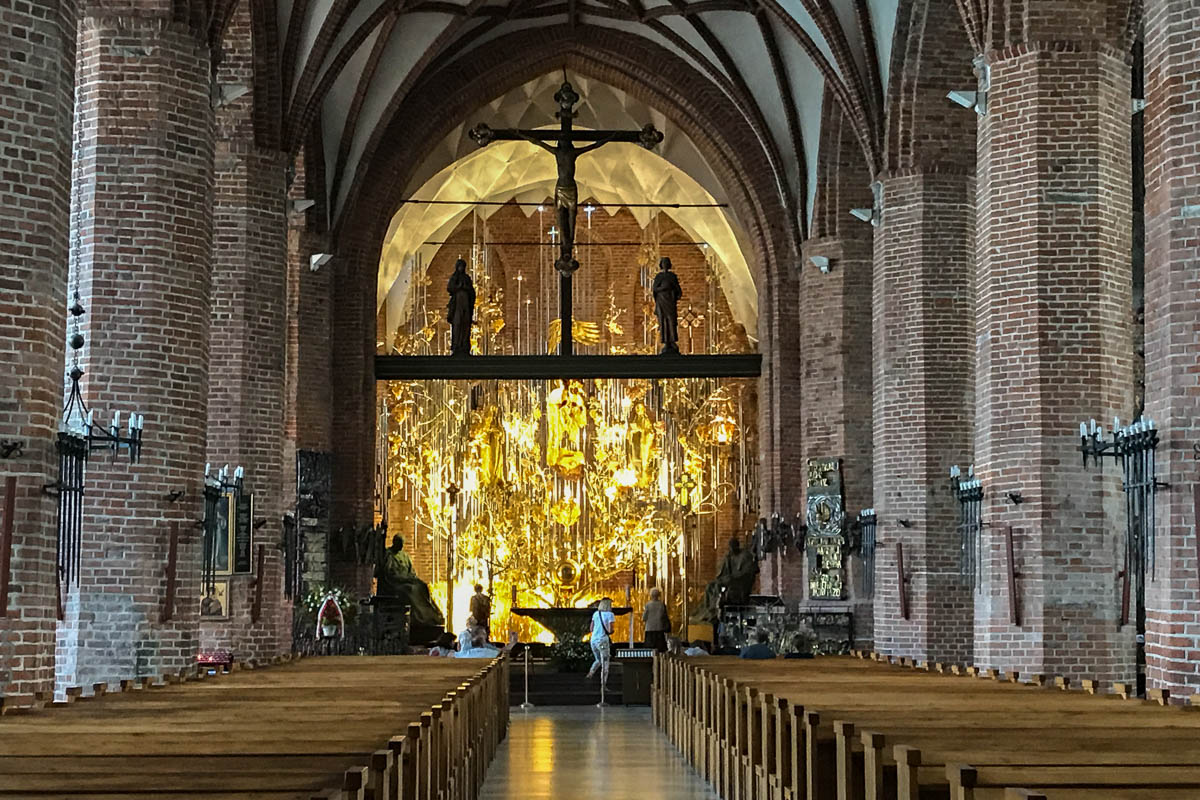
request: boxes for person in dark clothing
[739,628,776,660]
[642,587,671,652]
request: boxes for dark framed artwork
[200,579,230,619]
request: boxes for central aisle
[479,706,720,799]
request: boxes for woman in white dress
[587,597,615,686]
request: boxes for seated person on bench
[456,634,500,659]
[739,629,776,660]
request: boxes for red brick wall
[0,0,77,703]
[973,18,1135,683]
[200,0,292,662]
[1143,0,1200,696]
[872,0,977,664]
[57,13,214,689]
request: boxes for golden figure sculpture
[628,400,657,487]
[546,380,587,475]
[469,406,506,486]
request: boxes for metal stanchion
[520,646,534,709]
[596,645,609,708]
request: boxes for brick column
[0,1,77,702]
[799,233,873,627]
[758,263,803,597]
[58,12,214,688]
[282,146,335,592]
[974,17,1135,681]
[872,171,976,664]
[331,245,378,531]
[201,3,291,661]
[1143,0,1200,695]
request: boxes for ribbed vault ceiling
[272,0,896,237]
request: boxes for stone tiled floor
[479,706,720,799]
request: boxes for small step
[510,663,625,705]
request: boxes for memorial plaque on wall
[234,493,254,574]
[805,458,846,599]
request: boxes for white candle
[86,409,94,427]
[112,410,120,431]
[1079,422,1087,437]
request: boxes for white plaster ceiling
[276,0,896,244]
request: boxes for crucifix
[469,78,664,355]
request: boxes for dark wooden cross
[468,79,664,356]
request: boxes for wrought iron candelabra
[1078,416,1164,580]
[950,464,984,588]
[751,512,805,560]
[857,508,877,596]
[60,291,146,463]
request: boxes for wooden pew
[0,655,511,800]
[653,654,1200,800]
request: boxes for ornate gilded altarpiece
[805,457,846,599]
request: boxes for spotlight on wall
[290,199,316,213]
[310,253,333,272]
[897,519,912,528]
[809,255,833,274]
[215,83,250,108]
[947,90,979,110]
[1006,492,1025,505]
[849,208,874,224]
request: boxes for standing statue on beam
[447,258,475,356]
[653,256,682,354]
[468,77,663,355]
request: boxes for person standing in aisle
[587,597,615,687]
[470,584,492,638]
[642,587,671,652]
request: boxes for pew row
[0,655,510,800]
[652,654,1200,800]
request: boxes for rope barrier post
[520,646,534,709]
[596,642,609,708]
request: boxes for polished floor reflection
[479,706,720,799]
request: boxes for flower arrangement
[301,585,358,628]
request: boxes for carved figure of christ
[469,80,663,355]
